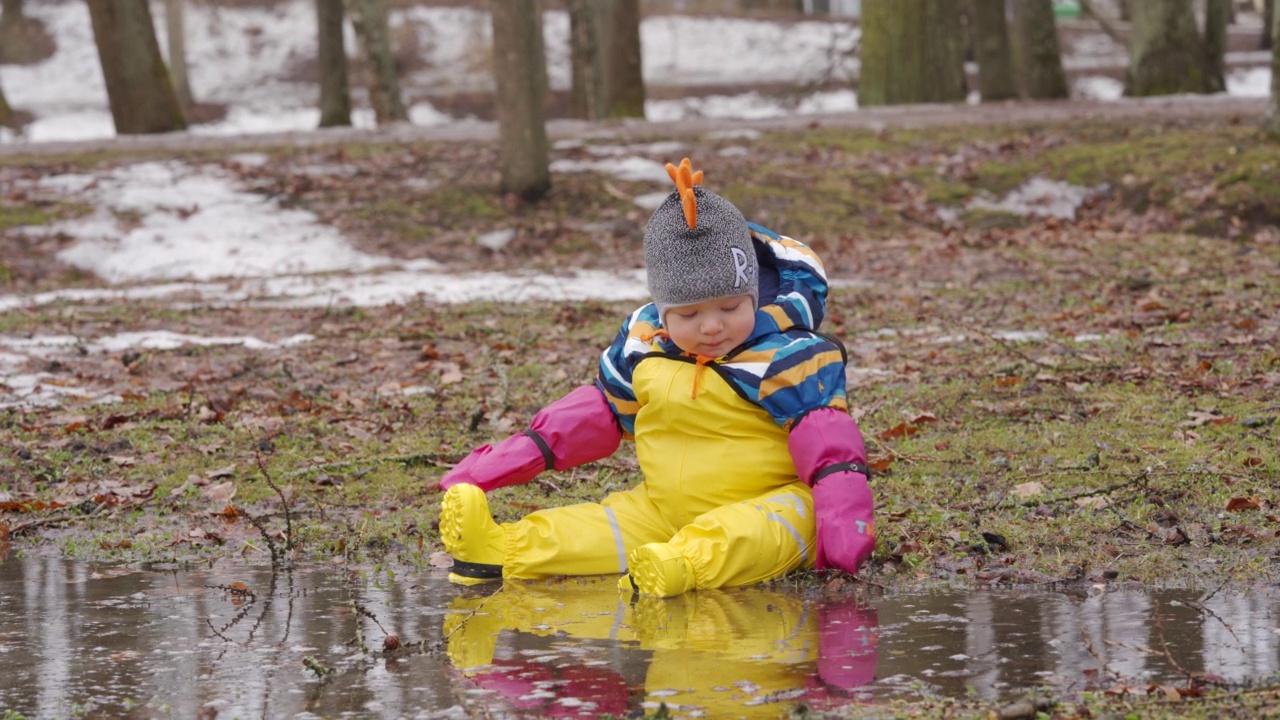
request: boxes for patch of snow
[0,331,317,407]
[1227,67,1271,97]
[633,191,671,211]
[1074,76,1124,101]
[966,177,1107,221]
[475,229,516,251]
[21,161,400,283]
[549,157,670,183]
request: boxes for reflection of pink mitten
[439,385,622,492]
[789,408,876,573]
[816,600,879,690]
[468,661,630,718]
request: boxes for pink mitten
[439,385,622,492]
[789,408,876,573]
[812,470,875,572]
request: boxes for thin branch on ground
[9,514,76,535]
[256,448,295,557]
[281,450,450,480]
[981,468,1150,512]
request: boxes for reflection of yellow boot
[628,593,694,649]
[440,484,505,586]
[443,591,506,673]
[621,542,695,598]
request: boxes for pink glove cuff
[789,407,868,486]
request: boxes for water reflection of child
[437,158,875,597]
[443,578,879,718]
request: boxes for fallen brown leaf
[201,481,237,504]
[1226,497,1261,512]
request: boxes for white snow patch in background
[0,331,314,356]
[549,157,671,183]
[633,192,670,211]
[1226,67,1271,97]
[27,161,403,283]
[1073,76,1124,101]
[965,177,1107,220]
[0,331,316,408]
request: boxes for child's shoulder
[731,327,844,374]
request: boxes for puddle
[1,557,1277,718]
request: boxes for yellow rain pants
[498,358,815,589]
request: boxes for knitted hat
[644,158,758,319]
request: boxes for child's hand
[813,471,875,574]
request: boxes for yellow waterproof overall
[497,358,815,589]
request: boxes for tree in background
[490,0,550,200]
[163,0,195,108]
[317,0,352,127]
[859,0,966,106]
[1265,0,1280,137]
[1202,0,1230,94]
[1012,0,1068,100]
[971,0,1018,102]
[605,0,646,118]
[1265,0,1274,50]
[568,0,646,120]
[87,0,186,134]
[1125,0,1216,96]
[567,0,607,120]
[0,79,11,127]
[348,0,407,124]
[0,0,54,64]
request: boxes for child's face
[664,294,756,358]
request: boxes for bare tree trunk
[0,0,54,64]
[317,0,352,127]
[860,0,967,106]
[1118,0,1131,22]
[1264,0,1280,136]
[567,0,607,120]
[605,0,646,118]
[1265,0,1274,50]
[1203,0,1230,93]
[87,0,186,134]
[971,0,1018,101]
[164,0,195,108]
[1125,0,1209,96]
[0,80,11,127]
[348,0,407,124]
[1012,0,1069,99]
[490,0,550,200]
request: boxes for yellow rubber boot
[440,484,505,586]
[620,542,695,598]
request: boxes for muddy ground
[1,99,1279,718]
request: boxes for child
[437,158,874,597]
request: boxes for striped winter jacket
[596,223,848,437]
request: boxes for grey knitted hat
[644,160,758,319]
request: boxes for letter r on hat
[731,247,751,288]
